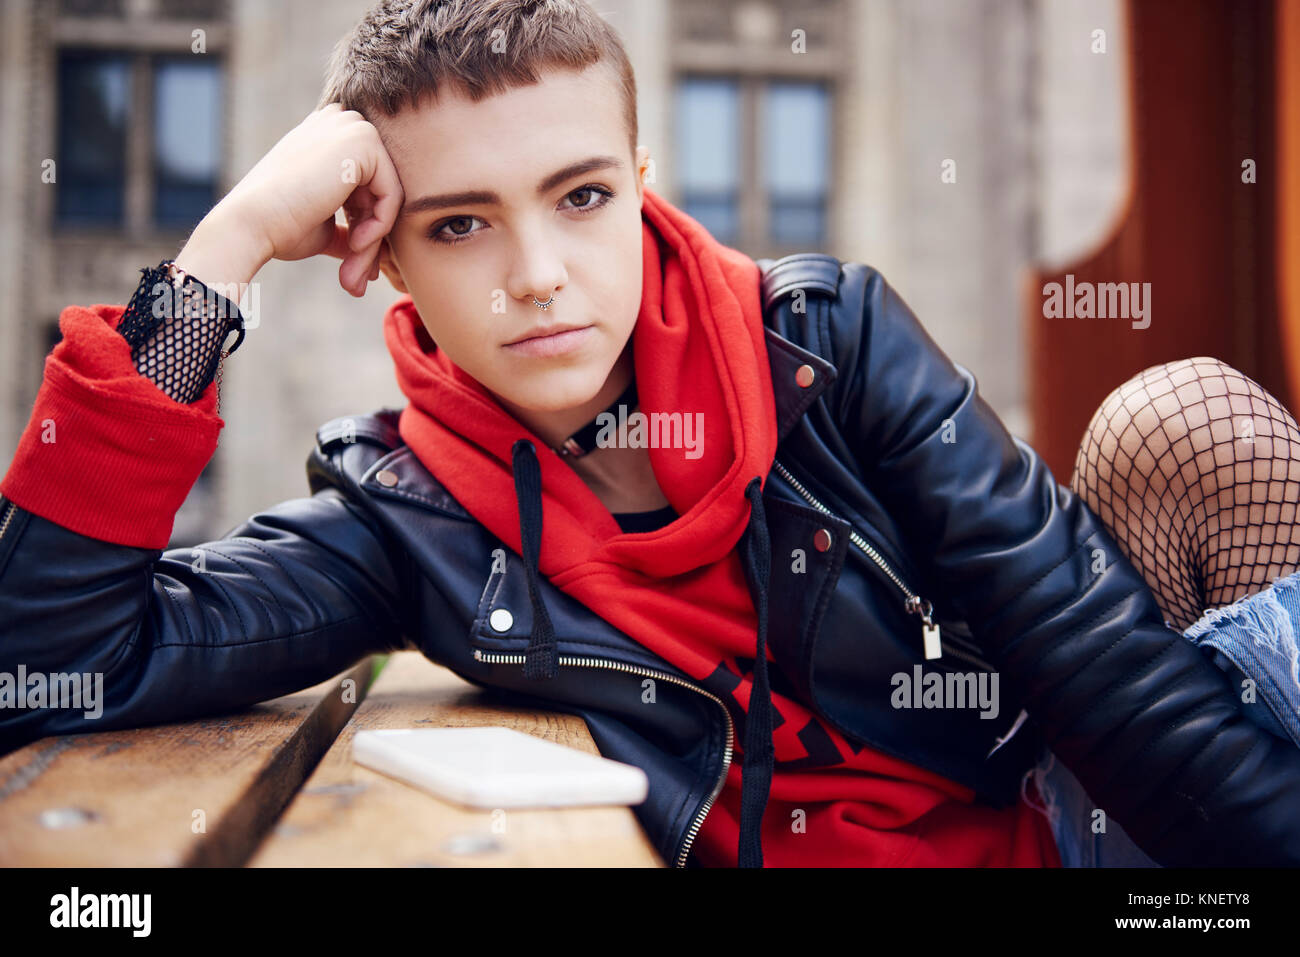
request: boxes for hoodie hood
[382,187,777,581]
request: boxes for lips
[502,325,595,358]
[504,322,592,346]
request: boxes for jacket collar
[764,326,836,446]
[756,253,842,445]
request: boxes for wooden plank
[0,658,377,867]
[249,651,664,867]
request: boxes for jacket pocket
[761,488,1040,801]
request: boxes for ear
[377,236,408,294]
[634,145,651,204]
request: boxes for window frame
[48,10,230,243]
[668,0,844,258]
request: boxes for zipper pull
[987,708,1030,758]
[906,596,942,660]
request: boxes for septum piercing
[532,294,556,310]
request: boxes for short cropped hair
[317,0,638,155]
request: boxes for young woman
[2,0,1298,867]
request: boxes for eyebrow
[399,155,626,219]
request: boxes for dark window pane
[55,52,129,227]
[763,82,829,246]
[676,76,740,243]
[681,196,739,241]
[153,57,223,230]
[769,199,826,246]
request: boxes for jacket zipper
[471,648,734,868]
[0,496,15,548]
[769,459,995,671]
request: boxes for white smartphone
[351,726,649,809]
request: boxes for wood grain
[0,658,376,867]
[248,651,664,867]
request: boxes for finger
[339,258,366,298]
[321,221,352,261]
[366,144,405,243]
[344,186,377,252]
[357,134,405,248]
[340,240,381,296]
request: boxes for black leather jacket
[3,254,1298,867]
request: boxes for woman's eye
[428,215,486,244]
[428,186,613,245]
[428,215,481,244]
[564,185,614,212]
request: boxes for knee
[1072,356,1298,516]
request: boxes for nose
[505,217,568,307]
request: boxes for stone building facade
[0,0,1125,545]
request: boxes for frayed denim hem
[1022,570,1300,867]
[1181,568,1300,747]
[1022,750,1162,868]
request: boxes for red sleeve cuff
[0,302,224,549]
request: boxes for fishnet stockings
[1072,356,1300,634]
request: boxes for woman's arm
[832,262,1300,865]
[0,227,408,754]
[0,484,411,754]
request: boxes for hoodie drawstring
[510,439,775,868]
[511,439,559,681]
[738,475,774,867]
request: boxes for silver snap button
[795,364,816,388]
[813,528,833,552]
[489,608,514,632]
[375,468,399,488]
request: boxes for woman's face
[374,63,649,418]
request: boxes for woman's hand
[215,102,405,298]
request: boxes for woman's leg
[1029,357,1300,866]
[1071,356,1300,632]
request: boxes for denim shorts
[1022,569,1300,867]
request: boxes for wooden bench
[250,651,662,866]
[0,651,662,867]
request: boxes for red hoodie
[381,186,1062,867]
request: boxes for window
[55,52,129,226]
[762,81,830,246]
[54,48,224,235]
[676,78,742,243]
[670,0,843,257]
[674,75,831,252]
[153,57,223,228]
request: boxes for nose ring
[532,295,556,310]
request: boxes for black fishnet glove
[117,260,246,405]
